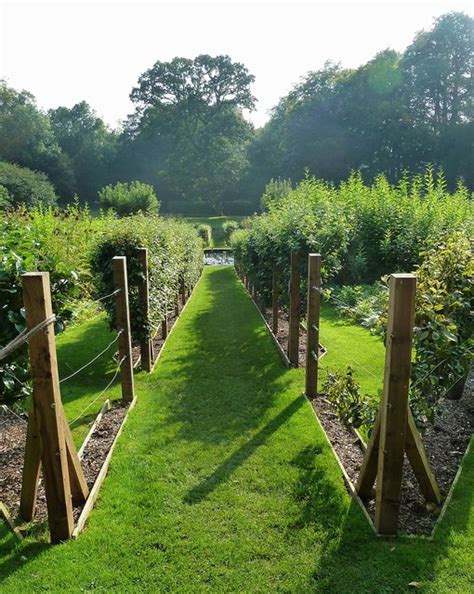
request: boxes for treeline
[0,12,472,214]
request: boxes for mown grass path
[1,267,473,592]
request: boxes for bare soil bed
[261,307,326,365]
[312,370,473,535]
[0,400,129,527]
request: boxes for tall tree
[49,101,118,200]
[127,55,256,212]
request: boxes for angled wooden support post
[288,251,301,367]
[305,253,321,398]
[113,257,135,403]
[272,265,279,335]
[137,248,153,372]
[20,272,87,543]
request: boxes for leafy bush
[0,204,107,403]
[410,230,474,419]
[0,161,57,207]
[232,168,471,312]
[329,282,388,332]
[98,181,159,216]
[222,220,239,245]
[91,215,202,343]
[260,178,292,211]
[322,367,377,429]
[197,224,212,247]
[0,184,9,207]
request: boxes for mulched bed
[0,400,129,527]
[260,306,326,365]
[312,370,474,535]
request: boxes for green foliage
[0,161,58,207]
[222,220,239,245]
[0,204,109,403]
[329,282,388,332]
[260,178,292,211]
[410,230,474,419]
[197,224,212,247]
[91,215,202,342]
[233,170,472,313]
[322,367,377,429]
[98,181,159,215]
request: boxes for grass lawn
[182,215,245,247]
[1,267,472,592]
[318,302,385,398]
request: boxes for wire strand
[59,330,123,384]
[68,356,125,426]
[0,315,56,361]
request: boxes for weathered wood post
[113,256,135,403]
[375,273,416,534]
[272,265,279,335]
[288,251,301,367]
[175,290,180,317]
[180,278,186,305]
[162,305,168,339]
[20,272,88,543]
[136,248,153,372]
[305,254,321,398]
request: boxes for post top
[22,271,49,278]
[391,273,416,279]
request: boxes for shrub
[329,282,388,332]
[0,204,107,403]
[322,367,377,429]
[197,224,212,247]
[0,184,9,207]
[98,181,159,216]
[0,161,57,207]
[91,215,202,343]
[222,220,239,245]
[410,230,474,420]
[261,178,292,211]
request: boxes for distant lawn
[182,215,245,247]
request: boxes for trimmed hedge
[91,214,203,342]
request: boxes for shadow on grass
[289,437,474,592]
[184,395,306,504]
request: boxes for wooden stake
[162,311,168,340]
[181,278,186,305]
[356,410,381,500]
[175,291,180,317]
[112,257,135,403]
[137,248,153,372]
[375,273,416,535]
[62,414,89,505]
[405,410,442,505]
[288,251,301,367]
[19,407,41,521]
[21,272,74,543]
[272,265,279,335]
[305,254,321,398]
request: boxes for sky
[0,0,472,129]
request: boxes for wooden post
[19,409,41,521]
[21,273,75,542]
[113,257,135,403]
[181,278,186,305]
[137,248,153,372]
[162,307,168,339]
[288,251,301,367]
[174,291,180,317]
[272,265,279,335]
[375,273,416,535]
[305,254,321,398]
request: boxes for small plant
[322,367,377,429]
[98,181,159,216]
[222,220,239,245]
[197,224,212,247]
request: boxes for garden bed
[261,307,326,366]
[0,400,130,529]
[311,369,473,536]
